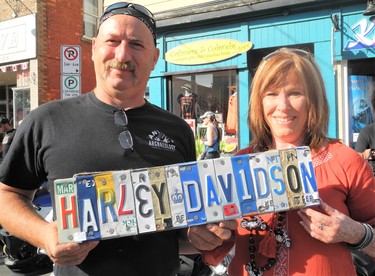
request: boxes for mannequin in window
[177,83,199,120]
[226,87,238,134]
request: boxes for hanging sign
[165,39,252,65]
[344,18,375,51]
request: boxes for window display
[347,59,375,148]
[169,70,238,158]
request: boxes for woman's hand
[298,199,365,245]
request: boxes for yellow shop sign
[165,39,253,65]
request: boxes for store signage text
[165,39,252,65]
[345,18,375,50]
[0,25,21,54]
[0,14,36,63]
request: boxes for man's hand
[43,221,99,266]
[187,220,238,251]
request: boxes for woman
[199,111,221,159]
[189,48,375,275]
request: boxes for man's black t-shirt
[0,92,196,276]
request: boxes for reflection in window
[170,70,238,157]
[83,0,100,38]
[0,85,14,124]
[12,88,30,128]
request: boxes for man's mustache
[107,60,135,71]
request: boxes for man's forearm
[0,186,48,249]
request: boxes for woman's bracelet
[347,223,374,251]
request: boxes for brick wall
[0,0,96,105]
[39,0,96,104]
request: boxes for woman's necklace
[240,212,291,276]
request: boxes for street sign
[61,45,81,74]
[61,75,81,99]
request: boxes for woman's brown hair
[248,48,329,152]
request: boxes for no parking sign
[61,46,81,74]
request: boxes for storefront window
[12,88,30,127]
[169,70,238,157]
[348,58,375,148]
[0,85,14,122]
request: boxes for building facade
[1,0,374,154]
[141,0,374,152]
[0,0,99,127]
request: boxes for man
[0,3,236,275]
[355,92,375,175]
[0,117,16,158]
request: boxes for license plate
[131,169,156,233]
[179,162,207,226]
[249,153,275,214]
[54,178,80,243]
[214,157,242,219]
[112,170,138,236]
[296,146,320,206]
[230,155,257,216]
[94,173,119,239]
[279,148,306,209]
[148,166,173,231]
[165,165,187,228]
[197,159,224,223]
[265,150,290,212]
[76,174,101,241]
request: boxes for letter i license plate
[230,155,257,216]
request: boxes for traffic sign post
[60,45,81,99]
